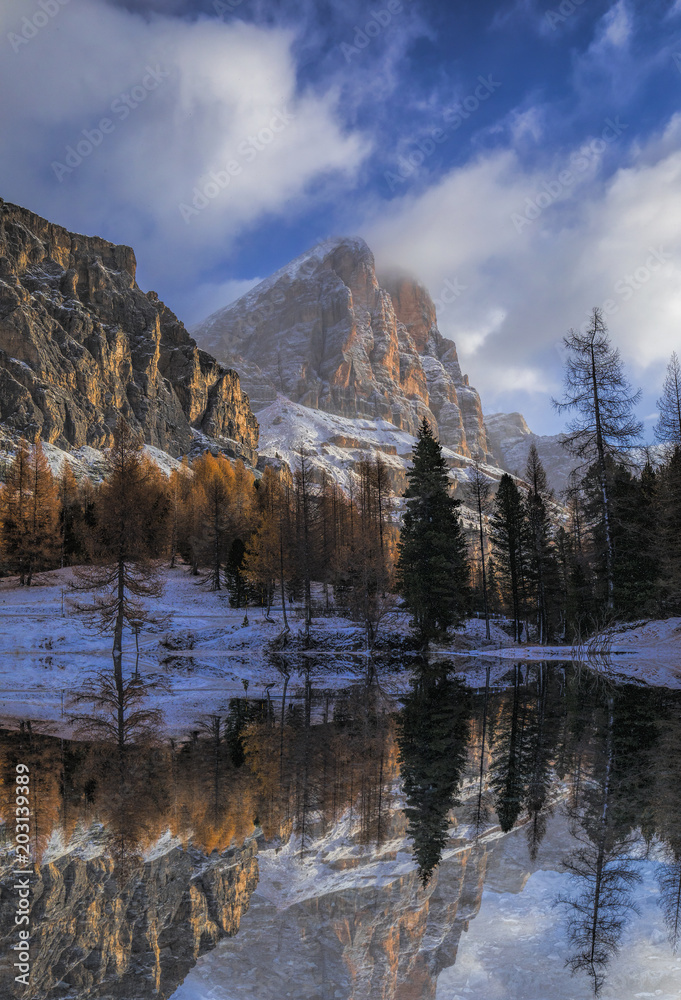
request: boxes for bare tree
[72,420,169,733]
[655,351,681,446]
[657,856,681,953]
[558,697,642,995]
[553,309,642,609]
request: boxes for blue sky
[2,0,681,434]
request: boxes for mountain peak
[192,237,492,460]
[0,200,258,461]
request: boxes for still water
[1,659,680,999]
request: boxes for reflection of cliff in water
[0,660,680,999]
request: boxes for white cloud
[365,117,681,435]
[598,0,633,49]
[183,277,261,327]
[0,0,371,285]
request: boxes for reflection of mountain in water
[1,662,680,999]
[0,834,258,999]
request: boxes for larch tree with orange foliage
[0,438,59,584]
[192,452,235,590]
[72,420,170,745]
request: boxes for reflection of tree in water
[490,664,528,833]
[397,663,470,885]
[5,659,681,985]
[471,665,491,838]
[651,698,681,954]
[657,858,681,953]
[69,662,168,855]
[0,722,64,861]
[524,664,562,860]
[559,694,643,996]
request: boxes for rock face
[484,411,576,495]
[0,201,259,463]
[0,836,259,999]
[192,238,492,460]
[175,809,572,1000]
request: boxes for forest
[0,309,680,650]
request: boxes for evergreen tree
[245,466,284,618]
[490,474,525,641]
[466,458,493,639]
[523,446,557,642]
[292,452,320,635]
[58,461,86,567]
[193,453,235,590]
[611,462,658,618]
[396,419,469,645]
[225,537,251,608]
[655,351,681,446]
[656,447,681,613]
[397,666,470,885]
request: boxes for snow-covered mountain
[192,238,493,462]
[484,411,576,496]
[257,394,506,518]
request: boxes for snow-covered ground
[257,393,502,516]
[1,568,680,738]
[465,617,681,688]
[0,567,405,735]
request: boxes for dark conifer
[397,666,470,885]
[396,419,469,645]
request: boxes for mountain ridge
[191,236,494,462]
[0,199,259,462]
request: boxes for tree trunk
[590,343,615,609]
[477,497,490,640]
[113,555,126,759]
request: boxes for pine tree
[397,419,469,645]
[655,351,681,446]
[245,466,284,618]
[193,453,235,590]
[225,537,251,608]
[58,461,84,567]
[523,446,558,642]
[490,474,525,641]
[656,447,681,613]
[553,309,642,610]
[292,452,320,634]
[466,458,493,639]
[397,667,470,885]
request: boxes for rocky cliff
[174,807,572,1000]
[484,411,576,495]
[192,238,491,460]
[0,201,259,463]
[0,834,259,999]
